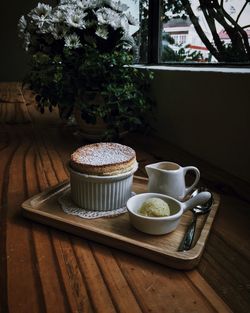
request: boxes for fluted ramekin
[68,163,138,211]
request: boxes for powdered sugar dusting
[72,143,135,166]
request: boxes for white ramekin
[68,163,138,211]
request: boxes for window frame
[145,0,250,68]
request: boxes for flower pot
[74,92,107,141]
[74,109,108,141]
[74,91,128,141]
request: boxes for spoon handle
[178,215,197,251]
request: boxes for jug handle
[183,166,200,197]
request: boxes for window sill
[134,64,250,74]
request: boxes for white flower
[95,25,109,39]
[126,11,138,26]
[34,16,51,30]
[51,9,65,23]
[106,0,129,12]
[66,10,87,29]
[87,0,105,9]
[50,23,67,39]
[58,4,76,14]
[31,2,52,18]
[19,0,137,53]
[18,16,27,36]
[120,14,129,33]
[76,0,94,9]
[95,7,121,30]
[23,33,31,51]
[28,3,53,30]
[64,33,82,49]
[61,0,102,9]
[121,33,135,50]
[60,0,77,4]
[76,0,89,10]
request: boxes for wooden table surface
[0,82,250,313]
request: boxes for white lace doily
[58,190,134,219]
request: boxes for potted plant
[18,0,153,140]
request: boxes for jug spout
[145,163,164,194]
[145,162,161,169]
[145,163,159,178]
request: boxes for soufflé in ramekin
[68,142,138,211]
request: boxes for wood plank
[114,250,217,313]
[91,242,143,313]
[0,82,24,103]
[199,232,250,313]
[3,103,16,123]
[5,132,43,313]
[0,102,7,123]
[30,224,71,313]
[0,130,21,312]
[72,237,118,313]
[0,101,31,124]
[24,127,75,313]
[26,123,108,313]
[185,270,233,313]
[0,83,31,124]
[52,232,95,313]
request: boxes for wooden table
[1,82,250,313]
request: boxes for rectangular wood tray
[22,176,220,270]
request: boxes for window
[138,0,250,65]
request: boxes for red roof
[187,44,208,51]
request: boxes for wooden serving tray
[22,176,220,270]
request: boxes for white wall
[149,68,250,184]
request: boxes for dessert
[139,198,170,217]
[69,142,138,210]
[70,142,137,176]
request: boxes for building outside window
[162,17,211,62]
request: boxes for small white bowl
[126,192,211,235]
[68,163,138,211]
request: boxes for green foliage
[26,45,153,139]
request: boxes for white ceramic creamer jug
[145,161,200,201]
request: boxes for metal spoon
[178,187,213,251]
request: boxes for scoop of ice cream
[138,197,170,217]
